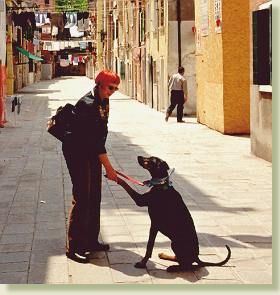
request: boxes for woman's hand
[99,153,118,182]
[47,118,55,130]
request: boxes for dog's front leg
[135,225,158,268]
[117,177,146,206]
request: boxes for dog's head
[137,156,170,179]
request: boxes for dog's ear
[161,161,170,171]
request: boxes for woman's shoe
[66,250,90,263]
[88,242,110,252]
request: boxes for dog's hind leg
[158,252,178,262]
[135,225,158,268]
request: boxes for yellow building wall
[223,0,250,134]
[195,0,224,132]
[195,0,250,134]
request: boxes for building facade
[102,0,196,115]
[250,0,272,161]
[194,0,250,134]
[0,0,6,127]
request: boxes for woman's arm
[98,153,118,182]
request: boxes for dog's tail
[197,245,231,267]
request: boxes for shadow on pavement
[0,77,271,284]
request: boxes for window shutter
[120,61,125,80]
[252,9,270,85]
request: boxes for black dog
[116,156,231,272]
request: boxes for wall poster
[200,0,209,36]
[214,0,222,33]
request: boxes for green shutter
[120,61,125,80]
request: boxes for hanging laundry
[60,42,65,50]
[64,12,77,29]
[83,18,90,31]
[52,25,58,36]
[60,59,70,67]
[69,41,75,48]
[70,25,84,38]
[79,41,87,50]
[35,12,48,27]
[50,13,64,30]
[35,12,40,24]
[50,13,64,38]
[42,24,51,34]
[52,42,60,51]
[73,56,79,66]
[77,18,84,32]
[33,37,40,46]
[77,12,84,31]
[43,41,52,51]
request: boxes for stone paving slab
[0,77,272,284]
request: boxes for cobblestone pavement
[0,76,272,284]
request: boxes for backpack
[47,103,75,142]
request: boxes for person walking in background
[165,66,188,123]
[62,70,120,263]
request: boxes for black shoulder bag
[47,103,75,142]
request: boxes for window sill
[259,85,272,93]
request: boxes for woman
[62,70,120,263]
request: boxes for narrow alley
[0,76,272,284]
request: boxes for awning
[16,47,44,61]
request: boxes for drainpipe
[176,0,182,67]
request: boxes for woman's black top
[63,91,109,157]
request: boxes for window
[120,61,125,80]
[153,60,157,83]
[114,20,119,40]
[29,59,33,73]
[252,5,272,85]
[139,10,145,44]
[159,0,164,27]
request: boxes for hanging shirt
[60,59,70,67]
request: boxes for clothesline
[41,40,95,51]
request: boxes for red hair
[95,70,120,86]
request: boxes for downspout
[176,0,182,67]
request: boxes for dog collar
[143,168,175,187]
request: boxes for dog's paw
[134,261,146,268]
[167,265,183,273]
